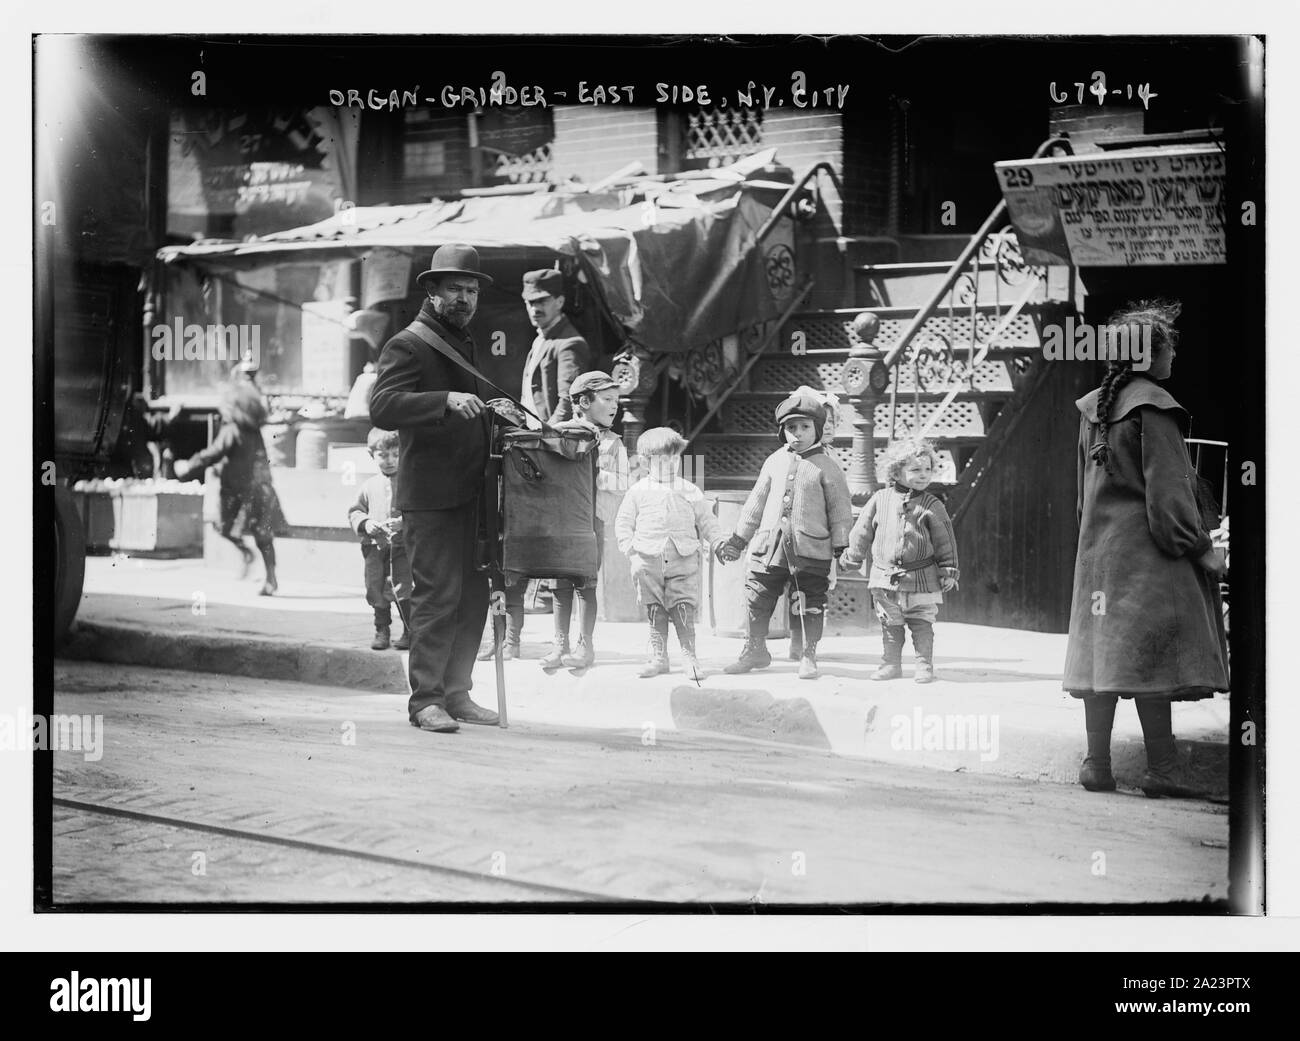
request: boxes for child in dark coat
[348,427,414,650]
[716,390,853,679]
[174,380,286,595]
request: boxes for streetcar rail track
[54,797,623,902]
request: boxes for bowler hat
[522,269,565,301]
[416,244,494,289]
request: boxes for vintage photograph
[33,33,1264,910]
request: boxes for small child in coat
[348,427,414,651]
[544,370,632,670]
[841,438,959,683]
[615,427,726,681]
[716,390,853,679]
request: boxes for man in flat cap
[478,267,594,660]
[519,268,591,426]
[370,243,503,733]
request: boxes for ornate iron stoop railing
[690,139,1075,505]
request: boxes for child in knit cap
[716,390,853,679]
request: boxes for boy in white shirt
[615,427,728,680]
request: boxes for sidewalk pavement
[62,554,1231,798]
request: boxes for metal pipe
[755,162,844,245]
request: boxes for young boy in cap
[616,427,727,681]
[479,267,594,661]
[347,427,414,650]
[716,390,853,679]
[545,370,631,669]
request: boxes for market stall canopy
[155,151,804,355]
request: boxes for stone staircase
[696,239,1070,635]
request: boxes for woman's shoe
[1078,757,1116,792]
[1141,737,1205,798]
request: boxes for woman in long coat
[1064,299,1228,798]
[175,379,287,595]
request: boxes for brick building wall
[760,110,844,228]
[842,105,894,236]
[549,107,662,184]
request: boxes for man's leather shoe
[410,705,460,732]
[445,698,500,725]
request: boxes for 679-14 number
[1050,71,1157,110]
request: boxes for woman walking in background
[175,379,287,596]
[1065,300,1228,798]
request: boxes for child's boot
[540,589,572,670]
[724,636,771,674]
[561,586,598,669]
[638,604,670,678]
[669,603,704,681]
[540,631,571,670]
[393,600,412,650]
[504,604,524,660]
[908,619,936,683]
[872,625,905,680]
[725,605,772,675]
[371,624,391,651]
[478,605,524,661]
[787,611,804,661]
[562,639,595,669]
[796,611,824,680]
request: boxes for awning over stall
[156,155,800,356]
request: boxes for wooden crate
[110,492,205,557]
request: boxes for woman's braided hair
[1088,298,1182,471]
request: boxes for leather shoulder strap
[404,320,545,426]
